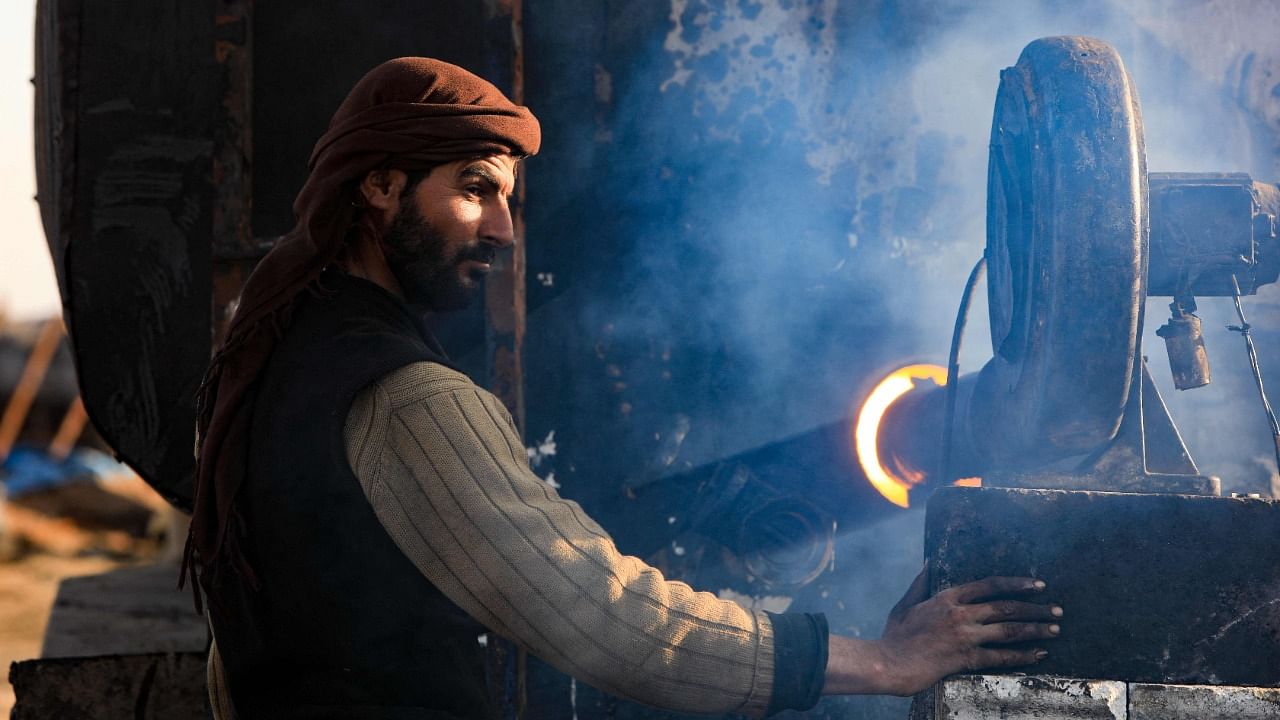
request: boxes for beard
[380,199,494,312]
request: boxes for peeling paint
[662,0,862,182]
[526,429,557,467]
[939,675,1128,719]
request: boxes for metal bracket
[985,362,1219,495]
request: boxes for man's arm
[345,361,1058,714]
[345,361,791,716]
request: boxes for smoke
[528,0,1280,491]
[515,1,1280,713]
[889,2,1280,498]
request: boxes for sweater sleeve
[343,361,791,716]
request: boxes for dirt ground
[0,473,171,716]
[0,551,131,716]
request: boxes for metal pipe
[875,371,984,493]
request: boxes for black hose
[939,256,987,485]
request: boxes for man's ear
[359,169,408,213]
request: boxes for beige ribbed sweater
[342,361,777,716]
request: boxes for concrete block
[42,562,205,658]
[1129,683,1280,719]
[9,652,206,719]
[913,675,1280,719]
[925,487,1280,685]
[932,675,1127,719]
[11,563,209,719]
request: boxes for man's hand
[823,568,1062,697]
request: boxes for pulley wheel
[974,36,1146,467]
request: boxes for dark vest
[208,271,493,719]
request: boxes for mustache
[457,245,497,265]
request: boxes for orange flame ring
[853,364,948,508]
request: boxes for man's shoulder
[370,361,478,409]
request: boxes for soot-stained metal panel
[927,487,1280,686]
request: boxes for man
[185,58,1061,718]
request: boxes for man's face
[381,154,517,311]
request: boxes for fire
[854,363,949,508]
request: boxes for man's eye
[465,184,486,197]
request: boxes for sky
[1,1,61,323]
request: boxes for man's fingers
[890,564,930,618]
[969,647,1048,671]
[973,620,1060,645]
[948,576,1045,603]
[973,600,1063,624]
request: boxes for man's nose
[480,204,516,248]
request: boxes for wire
[1227,275,1280,476]
[939,256,987,485]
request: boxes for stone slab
[10,652,206,720]
[925,487,1280,685]
[41,562,205,658]
[912,675,1280,719]
[1129,682,1280,719]
[934,675,1127,719]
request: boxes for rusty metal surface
[482,0,528,430]
[34,0,216,510]
[212,0,259,261]
[927,487,1280,686]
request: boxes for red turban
[182,58,540,601]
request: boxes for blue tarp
[1,445,96,497]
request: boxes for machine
[663,35,1280,585]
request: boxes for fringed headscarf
[182,58,541,606]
